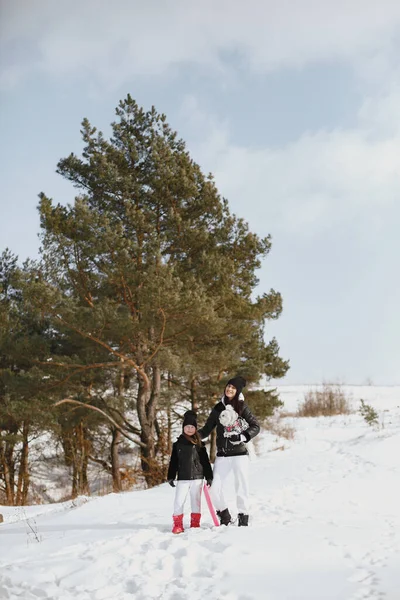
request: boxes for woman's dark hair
[224,392,244,416]
[224,376,246,415]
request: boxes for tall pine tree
[36,96,289,485]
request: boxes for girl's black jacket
[167,435,213,482]
[198,401,260,457]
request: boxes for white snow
[1,385,400,600]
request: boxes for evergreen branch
[120,274,136,317]
[141,308,166,367]
[160,374,191,392]
[33,360,120,370]
[162,324,192,344]
[40,368,95,392]
[123,337,138,355]
[32,360,124,395]
[56,233,86,301]
[55,315,145,377]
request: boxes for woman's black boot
[238,513,249,527]
[218,508,232,526]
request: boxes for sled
[203,482,219,527]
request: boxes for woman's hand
[229,434,246,445]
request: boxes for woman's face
[184,424,196,436]
[225,384,237,399]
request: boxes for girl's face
[225,384,237,399]
[184,424,196,436]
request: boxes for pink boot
[190,513,201,528]
[172,514,184,534]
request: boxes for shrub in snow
[359,399,379,428]
[297,384,351,417]
[265,416,296,440]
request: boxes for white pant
[210,455,250,514]
[173,479,203,515]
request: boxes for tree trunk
[0,441,15,505]
[190,377,199,412]
[71,421,91,498]
[110,427,122,492]
[5,439,15,499]
[59,419,74,468]
[137,377,153,478]
[16,420,30,506]
[154,416,162,457]
[167,374,172,455]
[110,365,123,493]
[210,429,217,463]
[154,417,169,482]
[137,366,163,486]
[72,461,78,499]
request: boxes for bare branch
[106,405,141,436]
[53,399,146,448]
[88,455,112,473]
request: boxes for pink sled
[203,482,219,527]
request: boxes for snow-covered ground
[1,385,400,600]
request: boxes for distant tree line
[0,96,289,505]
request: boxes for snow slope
[1,385,400,600]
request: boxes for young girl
[167,410,213,534]
[198,376,260,527]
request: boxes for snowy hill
[1,385,400,600]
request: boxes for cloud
[3,0,399,239]
[180,94,400,238]
[359,84,400,136]
[3,0,400,89]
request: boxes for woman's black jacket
[198,401,260,457]
[167,435,213,482]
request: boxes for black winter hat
[226,376,247,395]
[182,410,197,429]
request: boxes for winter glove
[168,480,176,487]
[229,434,247,445]
[206,479,213,487]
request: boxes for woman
[198,376,260,526]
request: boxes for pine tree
[0,251,53,504]
[36,96,289,486]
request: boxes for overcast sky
[1,0,399,385]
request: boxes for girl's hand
[168,480,176,487]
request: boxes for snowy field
[1,385,399,600]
